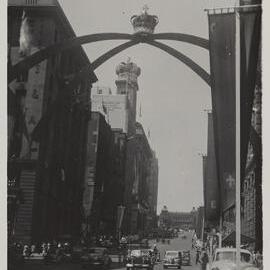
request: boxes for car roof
[89,247,107,251]
[131,249,149,252]
[215,248,251,254]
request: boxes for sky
[58,0,237,213]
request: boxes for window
[17,70,28,82]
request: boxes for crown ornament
[130,5,159,35]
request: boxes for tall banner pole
[235,5,241,269]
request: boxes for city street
[21,232,200,270]
[6,1,263,270]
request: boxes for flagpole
[235,3,241,269]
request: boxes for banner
[208,13,236,211]
[240,8,261,179]
[204,113,220,222]
[116,205,125,230]
[208,7,261,212]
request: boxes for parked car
[81,247,112,269]
[163,250,182,269]
[126,249,154,270]
[71,245,86,262]
[207,248,259,270]
[181,250,191,266]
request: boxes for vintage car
[181,250,191,266]
[207,248,259,270]
[163,250,182,269]
[81,247,112,269]
[126,249,154,270]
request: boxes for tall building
[7,0,97,244]
[115,59,141,135]
[91,59,141,135]
[91,60,157,236]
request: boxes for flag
[102,101,107,115]
[208,6,261,211]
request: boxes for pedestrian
[255,250,263,268]
[200,250,209,270]
[196,249,201,264]
[31,244,36,254]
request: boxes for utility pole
[235,1,241,269]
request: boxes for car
[81,247,112,269]
[126,249,154,270]
[207,248,259,270]
[163,250,182,269]
[181,250,191,266]
[71,245,86,262]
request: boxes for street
[6,1,263,270]
[21,232,200,270]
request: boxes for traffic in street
[18,231,201,270]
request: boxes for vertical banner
[208,7,261,213]
[116,206,125,230]
[208,13,236,211]
[240,8,261,179]
[204,113,220,222]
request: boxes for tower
[115,59,141,135]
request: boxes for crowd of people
[9,241,72,261]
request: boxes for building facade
[159,206,197,231]
[147,151,159,228]
[8,0,97,244]
[90,59,157,236]
[82,112,127,239]
[91,86,129,133]
[123,122,153,235]
[241,54,262,251]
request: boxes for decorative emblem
[226,174,235,189]
[130,6,159,35]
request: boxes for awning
[222,231,255,246]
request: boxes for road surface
[20,232,201,270]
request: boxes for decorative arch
[9,32,209,84]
